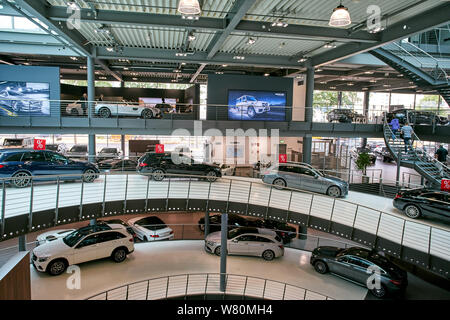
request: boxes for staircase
[371,41,450,106]
[383,115,450,189]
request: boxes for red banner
[33,139,46,151]
[441,179,450,191]
[155,144,164,154]
[279,154,287,163]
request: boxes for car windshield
[62,224,111,247]
[100,148,117,153]
[228,227,257,239]
[247,96,257,102]
[69,145,87,152]
[3,139,23,146]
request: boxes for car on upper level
[310,246,407,298]
[95,100,161,119]
[261,162,349,198]
[326,109,366,123]
[128,216,174,242]
[204,227,284,261]
[393,188,450,221]
[96,147,121,162]
[1,137,34,149]
[198,213,297,244]
[231,95,270,119]
[32,223,134,276]
[0,149,99,188]
[385,109,447,125]
[137,152,222,182]
[45,143,67,154]
[98,159,138,172]
[66,144,88,159]
[351,147,377,164]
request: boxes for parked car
[128,216,174,242]
[45,143,67,154]
[96,147,121,162]
[393,188,450,220]
[261,162,349,198]
[0,149,99,187]
[137,152,222,182]
[35,228,76,247]
[198,213,297,243]
[231,95,270,119]
[327,109,365,123]
[32,223,134,275]
[1,137,34,149]
[66,101,83,116]
[380,147,394,162]
[98,159,138,172]
[98,218,137,240]
[66,144,88,159]
[385,109,446,125]
[310,246,407,298]
[95,100,161,119]
[204,227,284,261]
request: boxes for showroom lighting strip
[233,56,245,60]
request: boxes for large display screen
[0,81,50,117]
[228,90,286,121]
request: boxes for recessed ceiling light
[370,79,377,83]
[271,19,288,28]
[364,71,374,74]
[233,56,245,60]
[215,71,224,75]
[329,4,351,27]
[330,86,337,89]
[297,58,307,63]
[188,32,196,41]
[264,73,270,77]
[70,56,78,61]
[368,26,385,33]
[348,83,354,86]
[316,68,323,72]
[247,37,256,45]
[173,69,182,73]
[222,64,228,67]
[123,67,129,70]
[362,87,368,90]
[324,43,337,49]
[132,77,137,80]
[181,14,200,20]
[181,62,186,65]
[106,47,114,52]
[175,52,188,57]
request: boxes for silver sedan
[261,162,349,198]
[204,227,284,261]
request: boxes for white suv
[233,95,270,119]
[32,223,134,276]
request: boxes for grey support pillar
[204,210,210,238]
[220,213,228,292]
[18,235,26,252]
[303,66,314,164]
[361,91,370,148]
[88,134,96,163]
[121,135,125,157]
[87,56,95,119]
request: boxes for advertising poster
[0,81,50,117]
[228,90,286,121]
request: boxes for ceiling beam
[310,2,450,67]
[207,0,257,59]
[47,6,379,43]
[13,0,122,81]
[190,63,206,83]
[96,46,302,69]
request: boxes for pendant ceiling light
[178,0,201,15]
[329,2,351,27]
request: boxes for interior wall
[292,78,306,121]
[0,252,30,300]
[207,74,293,121]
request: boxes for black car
[385,109,446,125]
[137,152,222,182]
[198,213,297,243]
[310,246,407,298]
[393,188,450,221]
[98,159,138,172]
[353,147,377,164]
[380,147,394,162]
[327,109,365,123]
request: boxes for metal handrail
[0,172,449,273]
[86,273,334,300]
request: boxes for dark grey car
[310,246,408,298]
[261,162,348,198]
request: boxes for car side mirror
[232,239,238,243]
[314,175,319,179]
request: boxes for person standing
[435,145,448,177]
[80,93,88,116]
[389,117,400,140]
[401,122,414,153]
[98,94,104,102]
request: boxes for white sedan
[95,100,161,119]
[128,216,174,242]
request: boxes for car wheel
[214,246,221,256]
[47,259,67,276]
[327,186,341,198]
[370,284,387,299]
[152,169,165,181]
[112,248,127,263]
[404,204,421,219]
[141,109,153,119]
[247,106,256,119]
[82,169,98,183]
[314,260,328,274]
[99,107,111,118]
[70,108,79,116]
[262,250,275,261]
[273,178,286,190]
[206,171,218,182]
[11,171,32,188]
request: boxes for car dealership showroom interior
[0,0,450,308]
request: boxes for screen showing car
[0,81,50,117]
[228,90,287,121]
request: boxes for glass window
[76,234,98,248]
[0,15,13,29]
[4,153,24,162]
[22,152,46,162]
[236,235,258,242]
[421,193,445,201]
[256,236,273,243]
[13,17,40,31]
[45,152,67,163]
[69,145,87,152]
[97,232,125,243]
